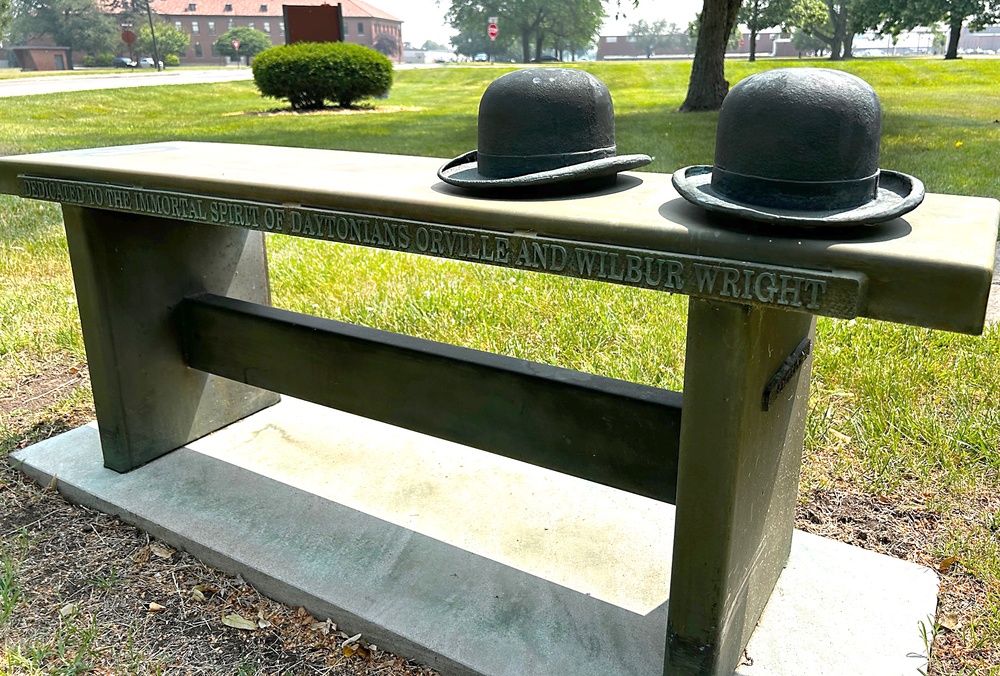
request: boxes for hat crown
[477,68,617,179]
[713,68,882,210]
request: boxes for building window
[248,21,254,29]
[263,21,271,34]
[357,22,364,34]
[191,21,199,34]
[259,3,267,10]
[187,2,195,9]
[606,36,617,43]
[175,21,183,31]
[224,3,232,10]
[195,43,202,57]
[627,36,636,42]
[227,18,235,29]
[208,20,215,34]
[211,43,220,56]
[279,21,285,34]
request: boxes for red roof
[149,0,401,21]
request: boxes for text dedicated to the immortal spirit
[19,176,863,318]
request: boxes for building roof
[150,0,401,21]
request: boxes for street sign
[488,23,498,41]
[232,39,241,51]
[488,16,498,24]
[121,30,137,45]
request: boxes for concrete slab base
[12,398,939,676]
[986,243,1000,326]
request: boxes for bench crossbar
[177,293,684,504]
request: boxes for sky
[368,0,705,49]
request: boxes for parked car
[112,57,136,68]
[137,57,158,68]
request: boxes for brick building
[147,0,402,64]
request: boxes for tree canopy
[1,0,12,41]
[445,0,604,63]
[10,0,119,56]
[135,19,188,57]
[854,0,1000,59]
[627,19,690,57]
[738,0,792,61]
[214,26,271,60]
[373,31,400,57]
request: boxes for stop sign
[121,30,137,45]
[488,23,498,40]
[232,39,241,51]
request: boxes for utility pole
[144,0,162,71]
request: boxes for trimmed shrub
[96,53,115,67]
[164,54,180,67]
[252,42,392,110]
[82,55,97,67]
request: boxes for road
[0,63,444,98]
[0,68,254,98]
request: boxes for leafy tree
[135,20,188,57]
[214,26,271,60]
[628,19,690,57]
[421,39,447,51]
[446,0,604,63]
[1,0,12,41]
[869,0,1000,60]
[738,0,792,61]
[628,19,669,57]
[450,24,517,60]
[786,0,846,59]
[373,31,399,57]
[10,0,119,61]
[790,25,828,53]
[537,0,603,61]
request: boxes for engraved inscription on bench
[20,175,866,319]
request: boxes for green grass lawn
[1,58,999,674]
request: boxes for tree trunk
[534,32,545,61]
[749,27,757,62]
[827,5,846,60]
[843,31,854,58]
[680,0,742,112]
[521,29,531,63]
[945,16,962,59]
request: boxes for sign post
[487,17,498,63]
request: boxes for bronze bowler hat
[438,68,650,191]
[672,68,924,227]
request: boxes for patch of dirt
[0,360,437,675]
[0,464,439,674]
[797,485,1000,674]
[226,106,422,117]
[0,358,88,421]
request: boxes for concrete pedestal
[13,398,939,676]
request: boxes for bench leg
[63,205,280,472]
[666,298,815,675]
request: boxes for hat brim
[671,166,925,228]
[438,150,652,190]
